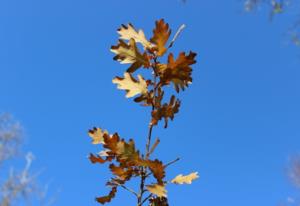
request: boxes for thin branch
[119,184,139,197]
[141,194,153,205]
[164,157,180,168]
[146,138,160,159]
[168,24,186,49]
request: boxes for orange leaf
[158,52,197,92]
[150,19,171,56]
[96,187,117,204]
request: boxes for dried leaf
[118,23,152,49]
[151,96,181,128]
[89,153,113,164]
[88,127,108,144]
[109,164,133,181]
[103,133,142,166]
[96,187,117,204]
[158,52,196,92]
[111,39,150,73]
[145,159,165,184]
[112,72,148,98]
[146,184,167,198]
[150,19,171,56]
[171,172,199,184]
[149,197,169,206]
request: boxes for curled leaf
[151,96,180,128]
[96,187,117,204]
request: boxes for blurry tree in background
[243,0,300,46]
[0,113,55,206]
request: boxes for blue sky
[1,0,300,205]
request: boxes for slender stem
[119,184,138,197]
[137,56,159,206]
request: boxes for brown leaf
[118,23,153,49]
[103,133,142,166]
[96,187,117,204]
[110,39,150,73]
[112,72,148,98]
[89,153,113,164]
[158,52,197,92]
[145,159,165,184]
[109,164,134,181]
[150,19,171,56]
[151,96,181,128]
[149,197,169,206]
[171,172,199,184]
[146,184,167,197]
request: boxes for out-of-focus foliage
[87,19,199,206]
[0,113,55,206]
[243,0,300,46]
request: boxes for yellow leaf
[88,127,108,144]
[112,72,148,98]
[171,172,199,184]
[146,184,167,197]
[118,24,152,49]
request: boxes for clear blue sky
[1,0,300,205]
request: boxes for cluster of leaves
[88,19,198,206]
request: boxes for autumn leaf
[158,52,197,92]
[111,39,150,73]
[146,184,167,197]
[112,72,148,98]
[118,23,153,49]
[88,127,108,144]
[151,96,181,128]
[150,19,171,56]
[149,197,169,206]
[171,172,199,184]
[145,159,165,184]
[103,133,142,166]
[96,187,117,205]
[89,153,113,164]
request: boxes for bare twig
[168,24,186,49]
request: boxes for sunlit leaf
[171,172,199,184]
[96,187,117,205]
[118,23,153,49]
[146,184,167,197]
[111,39,150,73]
[88,127,108,144]
[112,72,148,98]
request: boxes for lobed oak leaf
[88,127,108,144]
[146,184,167,198]
[151,96,181,128]
[110,39,150,73]
[112,72,148,98]
[171,172,199,184]
[89,153,113,164]
[103,133,142,166]
[118,23,153,49]
[150,19,171,56]
[96,187,117,205]
[158,52,197,92]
